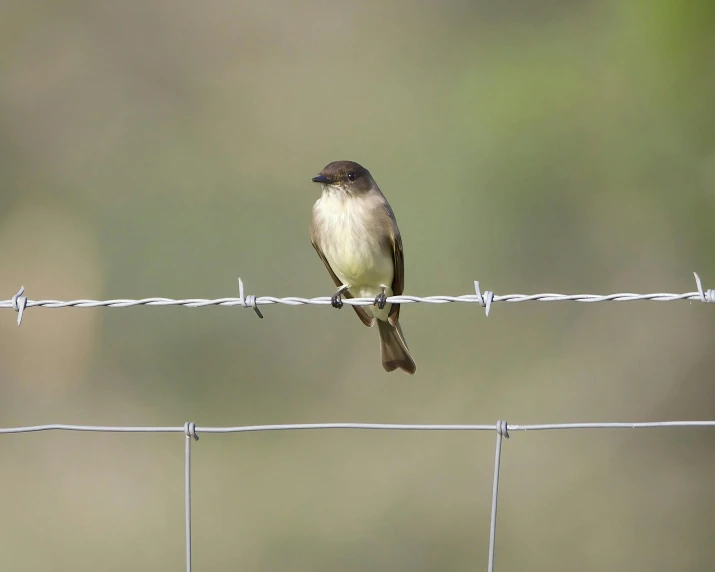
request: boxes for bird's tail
[378,319,416,375]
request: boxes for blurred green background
[1,1,715,570]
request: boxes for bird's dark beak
[311,174,329,184]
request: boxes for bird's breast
[313,193,393,288]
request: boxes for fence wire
[3,271,714,570]
[2,272,714,325]
[2,420,715,572]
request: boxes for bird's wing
[310,232,375,328]
[382,202,404,327]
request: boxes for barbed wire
[2,272,713,326]
[2,419,714,572]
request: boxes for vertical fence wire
[487,421,508,572]
[184,422,198,572]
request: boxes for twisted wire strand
[0,291,709,309]
[3,273,712,327]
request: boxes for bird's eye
[347,172,357,181]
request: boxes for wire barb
[238,278,263,318]
[11,286,27,327]
[474,281,494,316]
[693,272,715,303]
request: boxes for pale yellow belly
[317,208,394,321]
[324,239,393,289]
[325,241,393,322]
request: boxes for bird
[309,160,416,374]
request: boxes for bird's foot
[373,287,387,310]
[331,291,344,309]
[331,285,349,309]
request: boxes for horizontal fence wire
[2,272,714,325]
[3,420,715,434]
[3,420,715,572]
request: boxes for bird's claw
[331,291,344,309]
[374,290,387,310]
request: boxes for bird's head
[311,160,374,194]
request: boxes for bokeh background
[1,1,715,570]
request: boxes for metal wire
[1,291,712,309]
[184,422,198,572]
[2,273,714,326]
[3,420,715,435]
[2,420,715,571]
[488,421,509,572]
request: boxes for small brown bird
[309,160,416,374]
